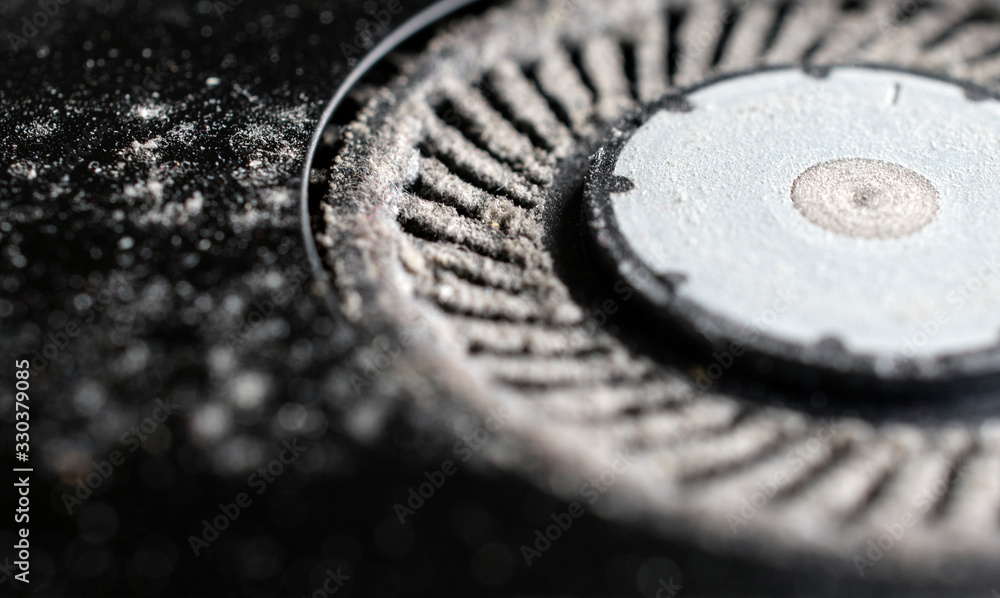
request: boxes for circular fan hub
[586,67,1000,382]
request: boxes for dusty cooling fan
[309,0,1000,591]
